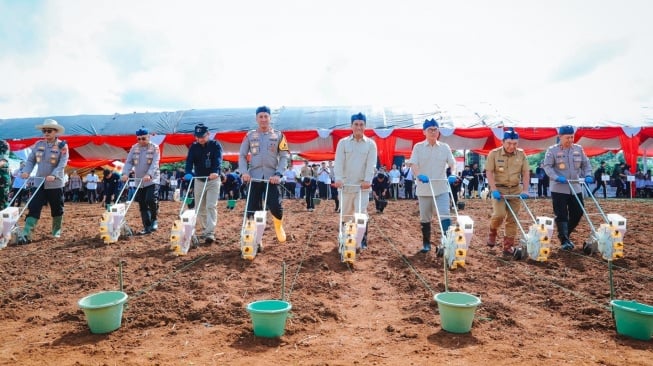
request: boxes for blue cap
[558,125,574,135]
[503,128,519,140]
[423,118,439,130]
[136,127,148,136]
[256,106,271,115]
[351,112,366,123]
[194,123,209,137]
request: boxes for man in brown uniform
[485,129,530,257]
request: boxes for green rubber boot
[52,216,63,238]
[18,217,38,244]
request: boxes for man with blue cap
[121,127,161,235]
[542,125,593,252]
[485,128,530,258]
[184,123,223,244]
[334,112,377,250]
[239,106,290,243]
[406,118,457,254]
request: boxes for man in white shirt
[334,113,377,250]
[388,164,401,200]
[401,163,415,199]
[85,170,99,204]
[283,166,297,198]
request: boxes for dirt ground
[0,194,651,365]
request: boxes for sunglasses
[42,129,56,134]
[137,136,148,141]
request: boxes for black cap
[194,123,209,137]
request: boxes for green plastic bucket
[434,292,481,333]
[312,198,321,206]
[611,299,653,341]
[227,199,237,209]
[246,300,292,338]
[78,291,128,334]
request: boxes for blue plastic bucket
[434,292,481,333]
[246,300,292,338]
[611,299,653,341]
[78,291,128,334]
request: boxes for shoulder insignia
[279,134,289,151]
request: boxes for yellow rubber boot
[273,217,286,243]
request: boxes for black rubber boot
[361,222,369,249]
[420,222,431,253]
[557,222,574,250]
[139,211,152,235]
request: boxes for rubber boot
[435,219,451,258]
[150,207,158,231]
[273,216,286,243]
[420,222,431,253]
[139,211,152,235]
[441,218,451,233]
[487,228,497,248]
[502,237,515,256]
[18,217,38,244]
[52,216,63,238]
[361,222,369,249]
[557,222,574,250]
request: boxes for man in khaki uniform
[485,129,530,256]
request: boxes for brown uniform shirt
[486,147,529,188]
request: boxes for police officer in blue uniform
[122,128,161,235]
[543,125,593,251]
[238,106,290,243]
[18,119,69,243]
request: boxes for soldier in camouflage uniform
[0,139,11,210]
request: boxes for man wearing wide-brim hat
[18,119,69,243]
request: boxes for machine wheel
[582,241,593,255]
[513,247,524,260]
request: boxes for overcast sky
[1,0,652,124]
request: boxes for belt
[195,177,206,182]
[496,184,520,188]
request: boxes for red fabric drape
[7,127,650,170]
